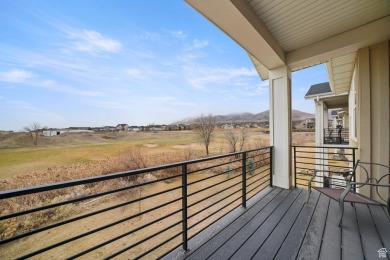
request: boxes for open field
[0,130,270,182]
[0,130,315,183]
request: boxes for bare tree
[224,127,239,153]
[194,114,217,156]
[224,125,249,154]
[238,126,249,151]
[23,122,43,145]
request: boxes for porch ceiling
[185,0,390,88]
[322,94,349,109]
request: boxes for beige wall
[355,41,389,199]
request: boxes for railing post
[352,148,356,192]
[242,152,247,208]
[293,146,297,188]
[269,147,273,188]
[181,163,188,251]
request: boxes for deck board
[296,194,330,259]
[355,204,384,259]
[319,199,341,260]
[167,187,390,260]
[274,189,320,260]
[230,188,302,259]
[369,205,390,257]
[184,188,282,260]
[207,189,292,259]
[251,189,306,259]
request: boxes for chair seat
[314,187,381,205]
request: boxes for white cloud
[184,66,258,89]
[170,30,186,39]
[0,69,34,83]
[125,67,175,80]
[68,30,122,54]
[137,31,160,41]
[184,39,209,51]
[39,79,102,96]
[0,69,102,97]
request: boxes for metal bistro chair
[307,160,390,227]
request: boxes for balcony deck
[169,187,390,260]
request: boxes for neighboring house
[104,126,117,131]
[43,129,68,137]
[116,124,129,131]
[42,128,94,136]
[129,126,140,132]
[302,118,315,128]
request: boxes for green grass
[0,132,199,180]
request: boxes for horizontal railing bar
[295,161,353,170]
[188,196,241,231]
[250,156,271,165]
[66,209,183,259]
[246,175,270,189]
[16,200,182,259]
[188,181,242,209]
[292,145,357,149]
[294,155,355,163]
[295,178,346,188]
[188,173,241,197]
[246,152,270,160]
[104,222,183,259]
[187,169,231,186]
[295,166,352,173]
[188,188,241,219]
[246,168,270,181]
[246,179,270,196]
[294,151,355,156]
[187,157,242,175]
[133,231,183,260]
[0,147,272,199]
[157,242,184,259]
[0,193,182,246]
[0,177,182,221]
[188,198,242,240]
[296,172,351,181]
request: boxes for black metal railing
[323,128,349,144]
[293,145,357,188]
[0,146,272,259]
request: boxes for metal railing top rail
[0,146,272,199]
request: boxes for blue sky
[0,1,328,131]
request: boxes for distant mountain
[173,110,314,124]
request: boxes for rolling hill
[173,110,314,124]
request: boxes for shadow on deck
[167,187,390,260]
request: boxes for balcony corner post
[242,152,247,208]
[181,163,188,251]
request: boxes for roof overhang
[185,0,390,85]
[306,93,349,109]
[185,0,285,70]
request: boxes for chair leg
[306,187,311,203]
[339,201,344,227]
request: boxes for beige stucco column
[355,41,389,199]
[269,65,292,189]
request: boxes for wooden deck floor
[168,187,390,260]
